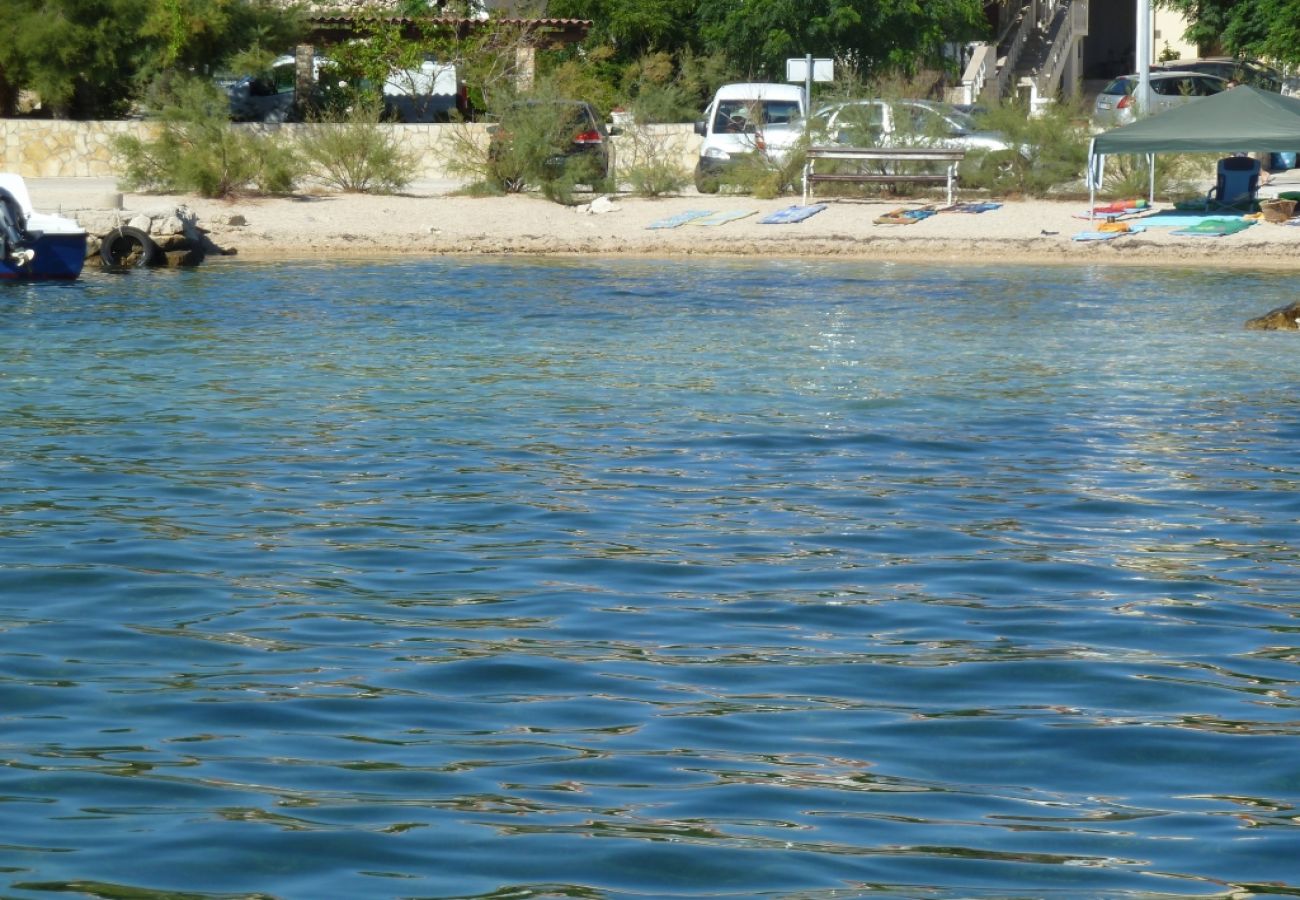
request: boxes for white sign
[786,58,834,83]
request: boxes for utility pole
[1136,0,1151,115]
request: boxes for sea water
[1,258,1297,899]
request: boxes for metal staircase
[950,0,1089,112]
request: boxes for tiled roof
[306,15,592,26]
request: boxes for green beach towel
[1170,218,1256,237]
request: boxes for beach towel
[646,209,713,230]
[1071,225,1147,241]
[874,207,937,225]
[1137,212,1246,230]
[939,201,1002,214]
[1170,218,1256,237]
[688,209,758,227]
[1073,208,1151,221]
[1090,199,1149,215]
[758,204,827,224]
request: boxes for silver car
[1092,71,1229,126]
[806,99,1013,152]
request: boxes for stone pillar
[515,44,535,91]
[295,44,315,113]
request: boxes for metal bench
[803,145,966,206]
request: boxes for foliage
[549,0,989,82]
[112,76,301,197]
[695,0,987,80]
[617,126,690,197]
[449,77,613,203]
[617,50,732,124]
[0,0,302,118]
[546,0,701,61]
[299,99,418,193]
[1100,153,1204,203]
[1156,0,1300,67]
[960,99,1091,197]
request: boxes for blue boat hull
[0,232,87,280]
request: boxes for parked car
[693,83,806,193]
[1153,57,1282,93]
[486,100,613,190]
[223,54,464,123]
[1092,71,1229,126]
[1092,69,1222,125]
[806,99,1014,153]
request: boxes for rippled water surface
[2,258,1298,899]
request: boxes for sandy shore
[29,176,1300,268]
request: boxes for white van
[693,83,806,193]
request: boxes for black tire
[100,226,157,269]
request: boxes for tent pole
[1088,138,1097,220]
[1148,152,1155,204]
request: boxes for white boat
[0,173,87,280]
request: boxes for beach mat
[689,209,758,227]
[1170,218,1256,237]
[1138,212,1247,229]
[874,207,937,225]
[759,204,827,224]
[646,209,713,230]
[939,201,1002,214]
[1072,225,1147,241]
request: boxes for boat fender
[100,225,158,268]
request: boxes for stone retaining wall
[1,119,702,182]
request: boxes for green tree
[549,0,987,78]
[1156,0,1300,66]
[697,0,987,78]
[0,0,301,118]
[547,0,702,59]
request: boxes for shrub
[961,98,1091,197]
[299,99,418,193]
[1101,152,1205,202]
[113,75,301,197]
[618,125,689,197]
[447,78,613,203]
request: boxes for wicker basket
[1261,198,1296,223]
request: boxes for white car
[806,99,1014,153]
[224,54,463,123]
[693,83,806,193]
[1092,71,1228,126]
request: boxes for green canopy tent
[1087,86,1300,215]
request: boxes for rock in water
[1245,302,1300,330]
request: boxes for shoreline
[29,178,1300,269]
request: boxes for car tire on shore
[99,225,158,269]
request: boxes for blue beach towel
[689,209,759,227]
[1071,225,1147,242]
[646,209,714,230]
[939,201,1001,214]
[759,204,828,224]
[1140,212,1247,230]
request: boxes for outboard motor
[0,187,35,265]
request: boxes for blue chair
[1206,156,1261,210]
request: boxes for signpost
[1136,0,1151,115]
[786,55,834,117]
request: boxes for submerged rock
[1245,302,1300,330]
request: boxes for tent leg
[1148,153,1156,204]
